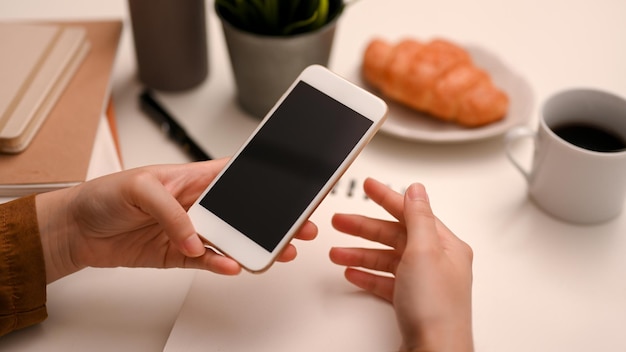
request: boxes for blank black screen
[200,81,372,252]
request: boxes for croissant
[362,38,509,127]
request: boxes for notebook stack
[0,20,123,197]
[0,22,90,153]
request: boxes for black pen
[139,89,212,161]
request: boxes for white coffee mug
[504,88,626,224]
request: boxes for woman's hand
[37,159,317,283]
[329,178,473,352]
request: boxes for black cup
[128,0,208,91]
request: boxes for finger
[332,213,406,250]
[344,268,395,302]
[274,221,318,263]
[330,247,399,274]
[292,221,318,241]
[434,217,474,264]
[128,172,204,258]
[403,183,440,250]
[275,244,297,262]
[182,247,242,275]
[363,178,405,222]
[156,158,230,209]
[434,216,464,244]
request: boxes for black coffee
[552,122,626,152]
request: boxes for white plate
[348,44,534,143]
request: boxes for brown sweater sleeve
[0,195,47,336]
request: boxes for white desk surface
[1,0,626,351]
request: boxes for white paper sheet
[164,171,405,352]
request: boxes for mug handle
[504,126,535,182]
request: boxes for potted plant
[215,0,347,118]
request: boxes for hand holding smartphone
[188,65,388,272]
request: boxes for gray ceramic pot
[217,11,340,118]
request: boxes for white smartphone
[188,65,388,272]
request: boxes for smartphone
[187,65,388,272]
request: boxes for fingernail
[183,234,205,257]
[407,183,429,202]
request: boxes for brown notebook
[0,20,123,196]
[0,23,90,153]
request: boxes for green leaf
[312,0,329,29]
[216,0,344,36]
[282,11,319,35]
